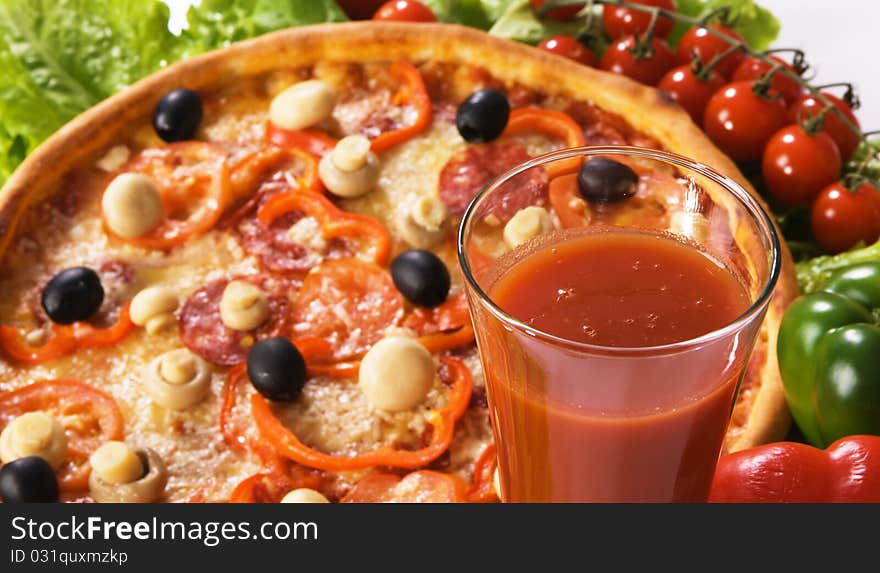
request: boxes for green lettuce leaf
[179,0,346,54]
[487,0,585,44]
[673,0,780,50]
[0,0,180,184]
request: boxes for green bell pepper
[778,261,880,447]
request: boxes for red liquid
[482,231,751,501]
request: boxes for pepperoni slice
[238,213,354,275]
[341,471,469,503]
[292,259,403,361]
[179,274,295,367]
[438,142,548,219]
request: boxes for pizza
[0,22,798,503]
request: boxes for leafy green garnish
[673,0,780,50]
[0,0,180,184]
[0,0,346,187]
[179,0,345,55]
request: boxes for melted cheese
[0,69,490,502]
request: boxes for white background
[164,0,879,130]
[761,0,878,132]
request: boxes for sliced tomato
[293,259,403,361]
[107,142,229,250]
[0,380,124,492]
[341,470,469,502]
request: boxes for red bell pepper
[709,436,880,503]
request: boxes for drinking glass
[457,147,781,502]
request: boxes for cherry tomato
[789,92,861,162]
[702,81,787,163]
[529,0,585,21]
[657,64,725,123]
[538,35,597,66]
[677,24,746,78]
[811,181,880,253]
[373,0,436,22]
[600,35,677,86]
[762,125,842,206]
[337,0,386,19]
[732,55,803,106]
[602,0,676,39]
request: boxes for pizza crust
[0,22,796,452]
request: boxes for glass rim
[456,145,782,356]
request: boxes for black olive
[41,267,104,325]
[246,337,307,402]
[391,249,451,308]
[0,456,59,503]
[455,89,511,143]
[153,88,203,143]
[577,158,639,204]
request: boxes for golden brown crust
[0,21,796,450]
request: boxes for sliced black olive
[456,89,511,143]
[0,456,59,503]
[41,266,104,325]
[391,249,451,308]
[153,88,203,143]
[577,158,639,204]
[246,337,307,402]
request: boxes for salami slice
[179,274,295,366]
[238,211,353,275]
[438,142,548,219]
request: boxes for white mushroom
[358,336,434,412]
[502,206,554,250]
[219,280,269,332]
[89,444,167,503]
[101,173,164,239]
[280,488,330,504]
[0,412,67,469]
[90,441,144,485]
[269,80,337,131]
[143,349,212,410]
[399,196,449,249]
[319,135,380,198]
[130,286,179,334]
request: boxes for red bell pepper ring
[709,436,880,503]
[0,304,135,364]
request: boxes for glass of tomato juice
[458,147,780,502]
